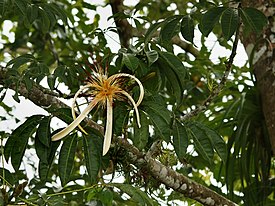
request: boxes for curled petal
[109,73,144,106]
[72,85,91,135]
[102,98,113,156]
[119,90,141,128]
[51,100,97,141]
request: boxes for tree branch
[0,68,237,206]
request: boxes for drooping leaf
[221,8,239,40]
[160,16,182,44]
[187,122,214,165]
[199,7,226,36]
[240,7,267,34]
[122,53,140,71]
[181,15,194,43]
[38,8,51,34]
[142,96,171,142]
[6,54,36,71]
[37,116,51,147]
[4,115,43,171]
[133,110,149,150]
[83,131,102,184]
[113,183,157,206]
[59,133,78,186]
[172,120,188,161]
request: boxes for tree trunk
[241,0,275,154]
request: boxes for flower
[51,65,144,156]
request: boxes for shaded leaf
[83,131,102,184]
[4,115,43,171]
[133,110,149,150]
[122,53,140,71]
[221,8,239,40]
[240,7,267,34]
[144,21,164,44]
[199,7,226,36]
[172,120,188,161]
[113,183,157,206]
[160,16,181,44]
[181,15,194,43]
[59,133,78,186]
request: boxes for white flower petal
[110,73,144,106]
[72,85,91,135]
[119,90,141,128]
[102,98,113,156]
[51,100,97,141]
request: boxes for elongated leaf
[221,8,239,40]
[144,21,164,43]
[14,0,28,15]
[158,59,182,104]
[133,110,149,150]
[199,7,226,36]
[6,54,36,70]
[83,131,102,184]
[142,98,171,142]
[4,115,43,171]
[240,7,267,34]
[47,3,68,25]
[172,120,188,161]
[59,133,78,186]
[187,122,214,165]
[0,0,9,17]
[37,116,51,147]
[160,16,181,44]
[181,15,194,43]
[195,122,227,162]
[39,8,50,34]
[113,183,157,206]
[158,51,186,86]
[122,53,140,71]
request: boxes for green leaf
[37,116,51,147]
[199,7,226,36]
[172,120,188,161]
[145,50,159,66]
[14,0,28,15]
[180,15,194,43]
[144,21,164,44]
[133,110,149,150]
[39,8,50,34]
[6,54,36,70]
[221,8,239,40]
[0,0,9,17]
[83,131,102,184]
[240,7,267,34]
[113,183,157,206]
[142,97,171,141]
[4,115,43,171]
[187,122,214,165]
[160,16,181,44]
[122,53,140,71]
[47,3,68,25]
[26,4,38,24]
[59,133,78,186]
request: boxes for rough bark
[241,0,275,154]
[0,68,237,206]
[109,0,132,48]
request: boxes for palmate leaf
[221,8,239,40]
[83,130,103,184]
[59,133,78,186]
[4,115,43,171]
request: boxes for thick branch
[0,68,237,206]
